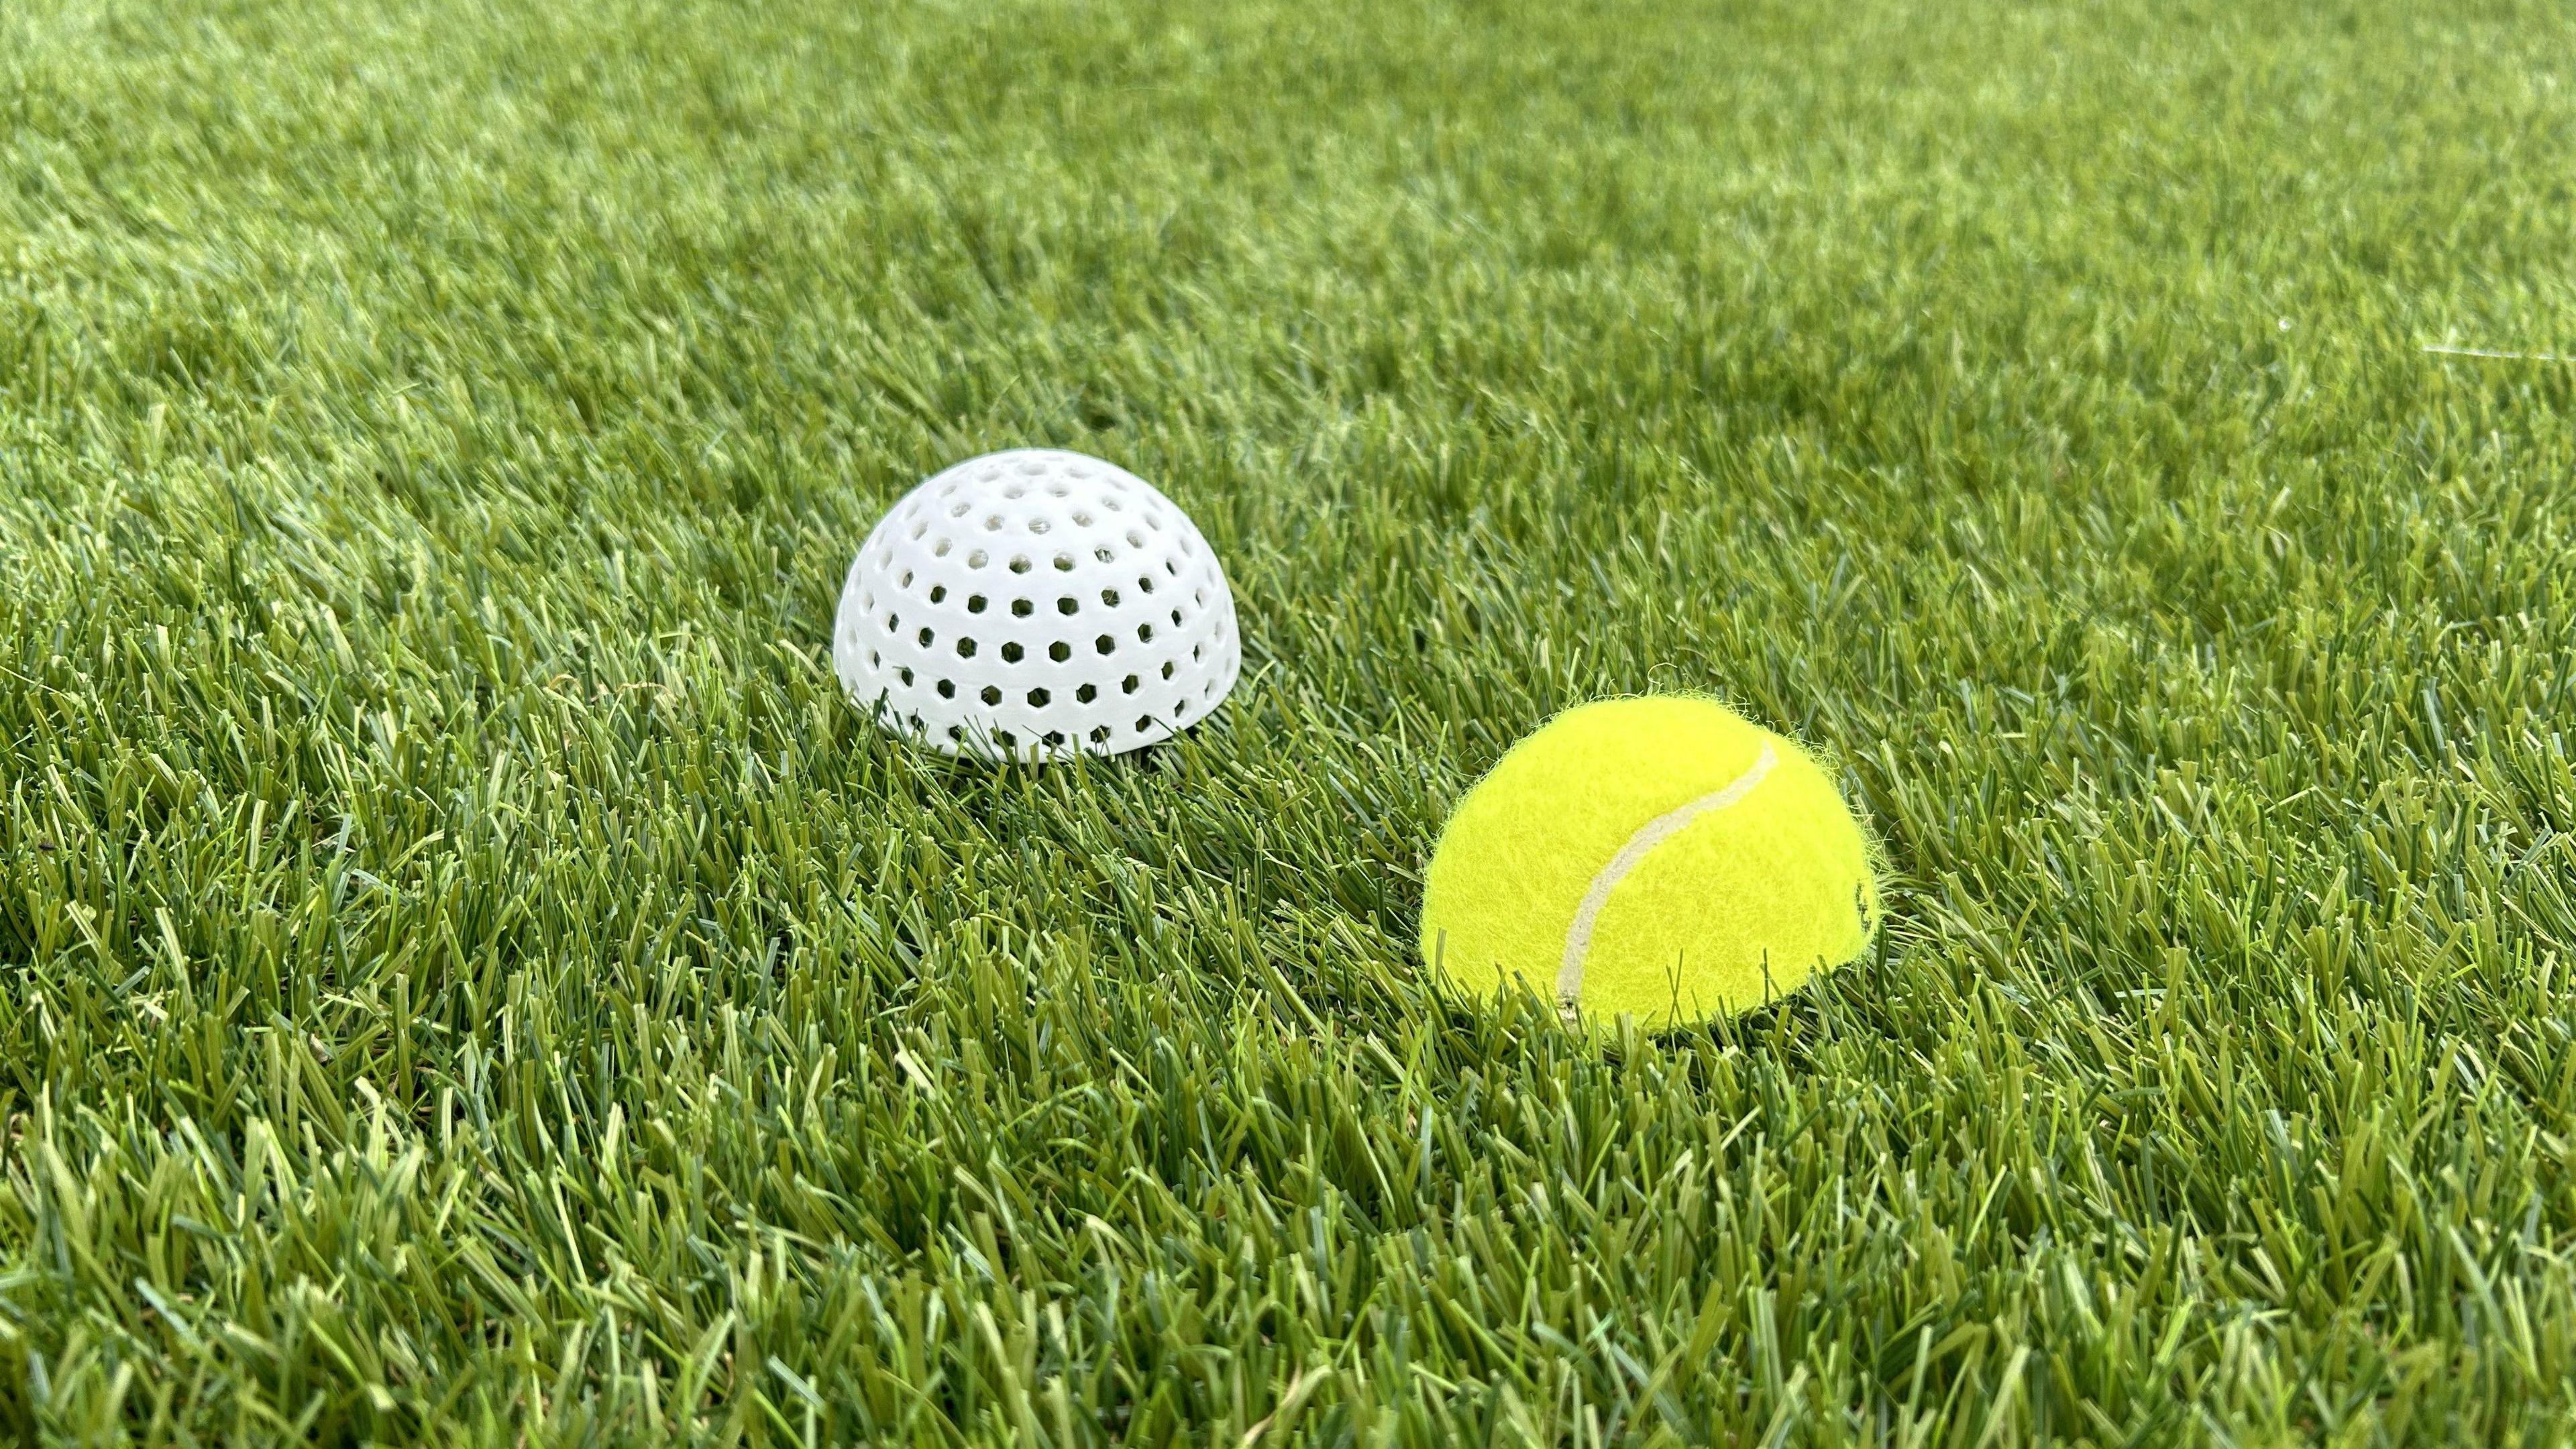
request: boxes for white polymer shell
[833,449,1242,760]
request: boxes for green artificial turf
[5,0,2576,1441]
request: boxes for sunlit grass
[5,0,2576,1441]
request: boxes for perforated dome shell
[833,449,1242,759]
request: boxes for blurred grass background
[4,0,2576,1441]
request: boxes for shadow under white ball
[833,449,1242,759]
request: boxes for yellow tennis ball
[1419,696,1879,1028]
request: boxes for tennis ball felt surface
[1420,697,1879,1028]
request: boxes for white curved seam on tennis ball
[1555,742,1778,1007]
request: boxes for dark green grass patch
[5,0,2576,1442]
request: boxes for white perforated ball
[833,449,1242,760]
